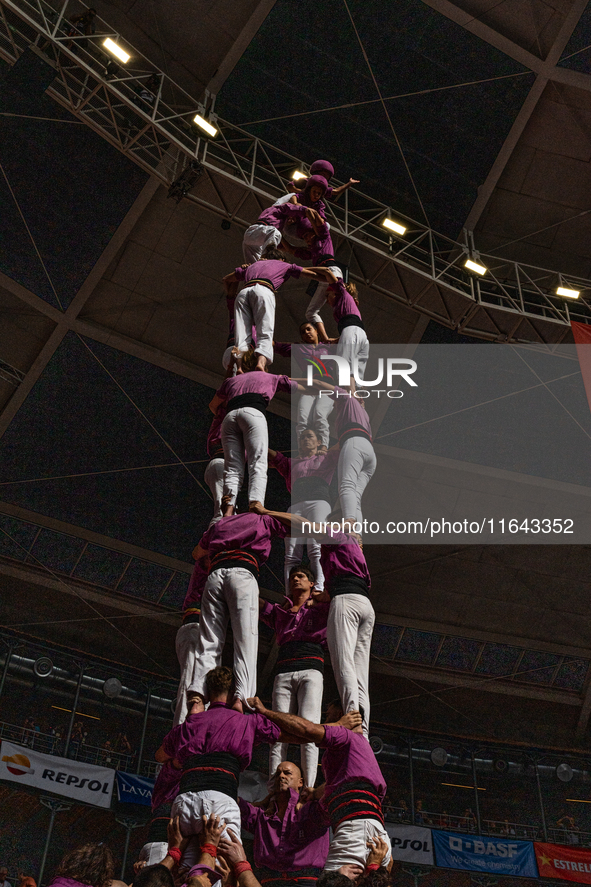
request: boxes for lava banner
[432,830,538,877]
[0,740,114,808]
[535,842,591,883]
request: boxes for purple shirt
[320,531,371,589]
[183,559,208,609]
[332,388,372,440]
[239,791,329,870]
[257,202,306,229]
[207,408,225,457]
[332,279,362,323]
[260,599,330,646]
[294,221,334,263]
[319,726,386,804]
[162,702,281,770]
[200,513,288,565]
[274,342,335,380]
[49,880,89,887]
[271,450,339,494]
[151,760,181,810]
[235,259,303,291]
[216,371,297,406]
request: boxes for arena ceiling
[2,0,591,751]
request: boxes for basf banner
[116,772,154,807]
[535,842,591,883]
[387,825,434,865]
[433,830,538,877]
[0,741,114,808]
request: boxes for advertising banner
[386,824,434,865]
[0,740,114,808]
[432,830,538,877]
[535,842,591,883]
[116,771,154,806]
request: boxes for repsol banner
[433,830,538,877]
[0,741,114,808]
[386,824,434,864]
[116,771,154,807]
[535,842,591,883]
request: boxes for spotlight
[103,677,122,699]
[221,219,231,230]
[33,657,53,678]
[557,763,574,783]
[382,217,406,236]
[556,287,580,299]
[292,170,307,181]
[369,736,384,755]
[167,161,204,203]
[431,747,448,767]
[464,258,487,276]
[494,759,509,774]
[103,38,130,64]
[193,114,217,138]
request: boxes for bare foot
[231,698,244,713]
[254,355,268,372]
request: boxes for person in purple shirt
[223,249,325,372]
[246,698,390,876]
[268,427,338,591]
[239,760,329,886]
[274,321,335,450]
[138,697,205,862]
[290,161,359,212]
[250,504,374,738]
[242,200,308,263]
[156,667,282,868]
[260,563,329,786]
[209,361,302,514]
[188,513,289,708]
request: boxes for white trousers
[137,841,169,866]
[284,499,332,592]
[222,407,268,507]
[269,668,324,789]
[174,621,201,726]
[306,264,343,325]
[296,392,334,449]
[323,818,391,871]
[338,437,376,525]
[189,567,258,703]
[326,594,375,737]
[242,224,282,263]
[172,790,242,866]
[204,457,224,525]
[234,284,275,362]
[337,326,370,382]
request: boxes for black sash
[326,779,384,829]
[337,314,365,333]
[247,277,276,292]
[209,548,260,580]
[147,803,172,843]
[183,608,200,624]
[179,752,241,801]
[338,421,372,445]
[292,476,331,504]
[328,576,370,599]
[227,392,268,414]
[276,641,325,675]
[208,446,224,461]
[316,255,336,266]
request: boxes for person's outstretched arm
[330,178,360,198]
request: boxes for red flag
[535,841,591,882]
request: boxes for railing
[1,0,591,338]
[384,806,539,839]
[0,720,161,777]
[548,826,591,847]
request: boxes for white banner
[0,741,115,808]
[386,824,434,865]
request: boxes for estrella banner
[535,842,591,883]
[115,771,154,806]
[432,829,538,877]
[0,740,114,808]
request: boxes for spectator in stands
[414,800,430,825]
[557,812,579,844]
[48,843,114,887]
[398,800,409,823]
[101,740,113,765]
[0,867,11,887]
[115,733,132,755]
[17,876,36,887]
[462,808,476,832]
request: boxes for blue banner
[432,830,538,877]
[115,771,154,806]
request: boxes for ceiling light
[193,114,217,137]
[464,258,487,275]
[441,782,485,790]
[292,170,307,181]
[431,747,448,767]
[556,763,574,783]
[556,286,580,299]
[103,38,130,63]
[383,217,406,236]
